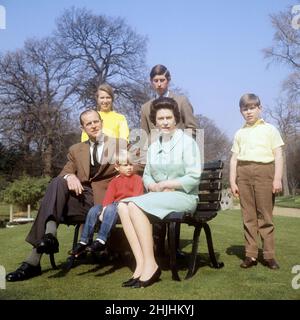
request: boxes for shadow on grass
[167,238,224,277]
[226,245,244,260]
[48,237,224,280]
[226,245,264,264]
[48,251,135,279]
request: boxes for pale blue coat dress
[122,129,201,219]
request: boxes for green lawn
[0,210,299,300]
[275,196,300,209]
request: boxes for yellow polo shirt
[81,110,129,142]
[231,119,284,163]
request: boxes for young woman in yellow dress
[81,83,129,142]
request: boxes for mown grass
[275,196,300,209]
[0,210,299,300]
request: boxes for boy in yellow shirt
[230,93,284,270]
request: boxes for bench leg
[49,253,58,269]
[185,224,202,279]
[203,223,224,269]
[153,223,166,256]
[167,222,181,281]
[63,224,81,271]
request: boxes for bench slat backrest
[197,160,223,212]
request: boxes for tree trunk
[42,142,53,176]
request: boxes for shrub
[2,175,51,211]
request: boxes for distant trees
[264,99,300,195]
[263,6,300,195]
[0,6,231,184]
[264,8,300,100]
[196,114,231,184]
[0,37,78,176]
[0,7,149,177]
[196,114,231,162]
[54,7,149,126]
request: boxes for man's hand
[272,179,282,194]
[66,174,84,196]
[230,183,239,198]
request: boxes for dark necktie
[92,142,99,166]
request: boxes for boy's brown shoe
[240,257,257,268]
[263,259,280,270]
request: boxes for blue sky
[0,0,295,139]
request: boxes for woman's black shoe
[122,277,140,287]
[132,268,161,288]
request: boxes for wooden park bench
[48,160,224,281]
[161,160,224,280]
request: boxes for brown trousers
[237,161,275,259]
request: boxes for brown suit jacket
[59,135,127,204]
[140,91,199,135]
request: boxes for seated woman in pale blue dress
[118,97,201,288]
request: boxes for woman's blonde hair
[113,149,134,165]
[96,83,114,110]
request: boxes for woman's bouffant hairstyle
[239,93,261,109]
[149,97,181,125]
[149,64,171,81]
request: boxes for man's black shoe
[86,240,106,253]
[6,262,41,282]
[36,233,59,254]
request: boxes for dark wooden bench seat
[49,160,224,280]
[158,160,224,280]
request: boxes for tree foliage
[1,175,51,211]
